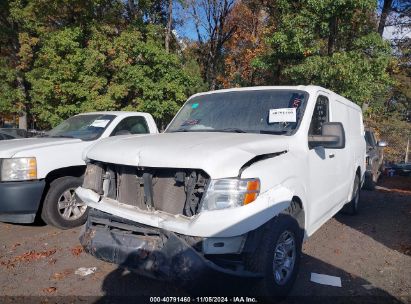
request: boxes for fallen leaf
[14,249,57,262]
[51,269,72,280]
[1,249,57,267]
[43,287,57,294]
[70,245,83,256]
[0,260,15,269]
[11,243,21,249]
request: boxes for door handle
[329,153,335,158]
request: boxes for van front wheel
[245,215,303,299]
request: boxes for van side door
[330,100,354,204]
[307,93,340,229]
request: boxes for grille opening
[83,162,210,216]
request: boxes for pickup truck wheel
[344,174,360,215]
[245,215,303,299]
[41,176,88,229]
[363,173,376,191]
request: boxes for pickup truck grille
[82,162,209,216]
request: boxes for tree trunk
[328,16,338,55]
[208,58,217,90]
[378,0,393,36]
[16,74,28,130]
[165,0,173,53]
[18,110,27,130]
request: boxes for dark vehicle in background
[364,127,388,190]
[0,132,17,140]
[0,128,28,138]
[391,162,411,176]
[0,128,28,139]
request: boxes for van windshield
[166,90,309,135]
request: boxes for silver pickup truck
[364,127,387,190]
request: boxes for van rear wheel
[41,176,88,229]
[245,215,303,299]
[344,174,360,215]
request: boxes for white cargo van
[76,86,366,297]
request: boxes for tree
[186,0,236,89]
[0,0,32,129]
[0,0,201,129]
[378,0,394,36]
[256,0,394,107]
[165,0,173,52]
[218,1,267,87]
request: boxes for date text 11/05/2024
[149,297,258,303]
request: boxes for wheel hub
[273,230,296,285]
[58,188,87,221]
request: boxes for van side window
[308,95,329,135]
[111,116,149,136]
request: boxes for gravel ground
[0,176,410,303]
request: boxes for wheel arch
[290,196,305,232]
[45,165,86,184]
[37,165,86,216]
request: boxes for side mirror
[377,140,388,147]
[309,122,345,149]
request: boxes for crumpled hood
[86,132,290,178]
[0,137,82,158]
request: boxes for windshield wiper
[169,128,247,133]
[49,135,75,138]
[212,128,247,133]
[169,128,190,133]
[260,130,289,135]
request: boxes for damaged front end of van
[76,144,294,282]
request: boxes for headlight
[1,158,37,181]
[200,178,260,211]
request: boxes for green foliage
[0,0,202,128]
[0,59,24,113]
[258,0,394,107]
[26,25,195,126]
[284,34,394,106]
[366,117,411,162]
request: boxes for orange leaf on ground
[42,287,57,294]
[70,245,84,256]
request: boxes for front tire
[41,176,88,229]
[245,215,303,299]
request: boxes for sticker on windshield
[269,108,296,123]
[191,103,199,109]
[291,98,302,108]
[90,119,110,128]
[182,119,200,126]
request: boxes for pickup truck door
[307,93,340,229]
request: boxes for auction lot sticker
[269,108,296,123]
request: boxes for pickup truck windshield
[46,114,116,140]
[166,90,308,135]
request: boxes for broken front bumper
[80,209,262,282]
